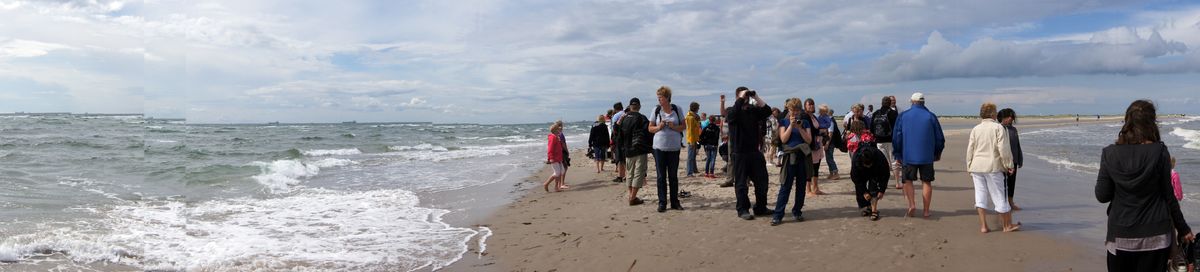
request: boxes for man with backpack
[870,96,901,188]
[619,98,653,206]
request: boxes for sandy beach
[451,117,1114,271]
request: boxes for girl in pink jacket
[1173,156,1183,201]
[544,122,566,192]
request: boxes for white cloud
[873,28,1194,81]
[0,39,72,58]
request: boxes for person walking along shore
[893,92,944,218]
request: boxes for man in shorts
[892,92,945,218]
[619,98,653,205]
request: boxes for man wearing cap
[726,87,774,220]
[619,98,653,206]
[892,92,945,218]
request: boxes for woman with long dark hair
[1096,100,1193,271]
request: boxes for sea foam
[301,148,363,156]
[0,188,480,271]
[250,158,354,193]
[1172,127,1200,151]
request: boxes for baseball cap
[911,92,925,101]
[629,97,641,106]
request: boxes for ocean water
[1015,115,1200,243]
[0,115,588,271]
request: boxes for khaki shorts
[626,154,648,188]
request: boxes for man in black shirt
[726,87,774,220]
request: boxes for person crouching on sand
[853,141,890,221]
[544,122,566,192]
[966,103,1019,233]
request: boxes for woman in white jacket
[966,103,1019,233]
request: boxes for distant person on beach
[843,103,871,132]
[1096,100,1192,271]
[589,115,610,173]
[611,102,627,183]
[871,96,901,189]
[727,87,774,220]
[700,115,720,178]
[619,98,653,206]
[893,92,945,218]
[768,107,782,166]
[650,86,686,212]
[966,103,1019,233]
[819,104,839,180]
[867,104,874,114]
[771,98,813,226]
[555,120,571,190]
[544,122,566,192]
[804,98,825,196]
[998,108,1023,210]
[685,101,702,178]
[1173,156,1183,201]
[719,94,735,188]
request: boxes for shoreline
[449,116,1121,271]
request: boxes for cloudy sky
[1,0,1198,123]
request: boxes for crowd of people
[558,87,1193,271]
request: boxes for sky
[0,0,1199,124]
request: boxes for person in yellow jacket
[685,102,702,177]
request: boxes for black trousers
[1106,247,1170,272]
[731,152,770,215]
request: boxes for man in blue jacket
[892,92,944,218]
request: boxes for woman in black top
[589,115,611,173]
[998,108,1022,210]
[1096,100,1193,271]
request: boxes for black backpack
[830,121,847,152]
[871,110,892,140]
[699,123,719,146]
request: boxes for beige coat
[966,119,1014,173]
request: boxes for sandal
[870,211,880,221]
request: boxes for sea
[0,115,588,271]
[1015,115,1200,247]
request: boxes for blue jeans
[686,144,699,176]
[653,149,681,208]
[773,159,808,221]
[824,145,838,173]
[703,145,717,174]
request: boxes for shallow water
[1015,116,1200,247]
[0,115,588,271]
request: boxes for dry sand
[451,117,1107,271]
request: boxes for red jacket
[547,133,564,163]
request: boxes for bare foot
[1011,204,1022,211]
[560,184,570,189]
[980,227,989,233]
[1004,223,1022,232]
[923,210,932,218]
[905,207,916,217]
[544,183,550,192]
[815,190,826,195]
